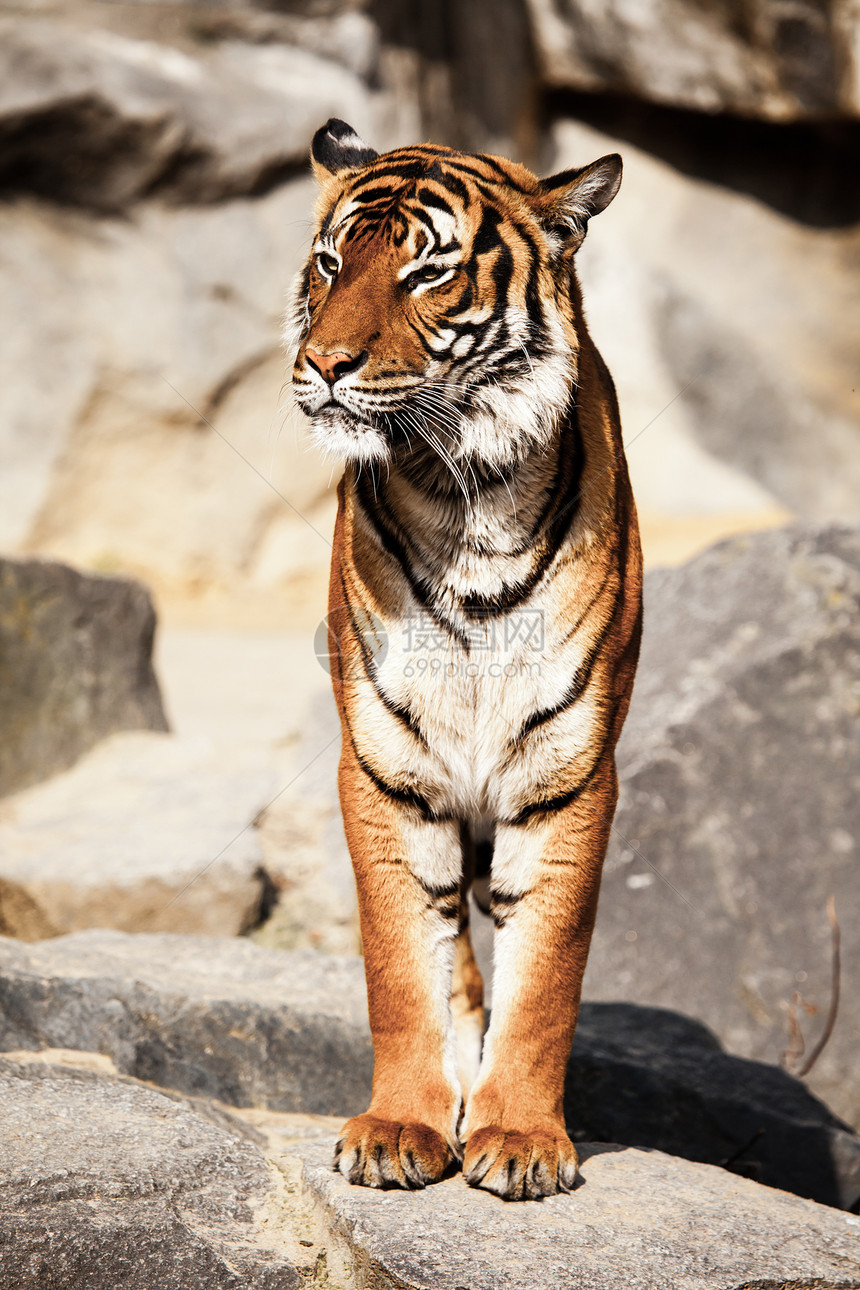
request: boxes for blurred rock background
[3,0,859,612]
[0,0,858,1173]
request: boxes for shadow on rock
[566,1002,860,1212]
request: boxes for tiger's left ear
[311,118,378,180]
[538,154,622,251]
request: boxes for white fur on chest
[350,584,602,822]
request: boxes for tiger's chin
[308,405,391,466]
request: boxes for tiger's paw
[334,1114,459,1190]
[463,1126,579,1200]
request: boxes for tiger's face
[290,120,621,474]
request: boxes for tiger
[288,118,642,1200]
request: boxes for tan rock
[559,117,860,526]
[528,0,860,121]
[0,184,336,599]
[0,15,379,208]
[0,730,276,936]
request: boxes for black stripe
[415,874,461,917]
[489,888,521,906]
[472,204,503,258]
[475,839,493,878]
[356,746,436,816]
[490,239,514,295]
[342,705,440,821]
[410,205,440,238]
[351,161,432,183]
[433,171,471,205]
[383,154,521,191]
[403,313,442,358]
[355,476,471,651]
[512,582,622,743]
[416,186,455,215]
[336,567,428,748]
[473,179,504,206]
[458,408,582,617]
[405,145,457,156]
[489,887,523,928]
[539,401,587,554]
[415,876,460,901]
[505,750,605,826]
[519,236,545,337]
[355,477,432,604]
[473,153,529,190]
[351,184,400,205]
[448,276,475,314]
[319,201,338,237]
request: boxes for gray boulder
[0,557,167,798]
[527,0,860,122]
[0,931,373,1115]
[586,523,860,1128]
[298,1137,860,1290]
[2,930,857,1212]
[0,1057,304,1289]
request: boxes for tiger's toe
[334,1114,457,1190]
[463,1126,578,1200]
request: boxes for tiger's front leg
[334,736,464,1189]
[462,764,617,1199]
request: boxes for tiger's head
[289,119,621,476]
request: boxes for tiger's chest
[346,562,604,823]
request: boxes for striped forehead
[328,184,464,258]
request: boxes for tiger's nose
[305,348,367,385]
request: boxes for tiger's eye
[406,263,451,291]
[316,252,339,278]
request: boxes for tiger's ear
[311,118,378,180]
[538,154,622,251]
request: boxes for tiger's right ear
[311,118,378,180]
[538,154,622,251]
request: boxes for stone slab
[5,1051,854,1290]
[0,15,377,209]
[567,1002,860,1213]
[298,1137,860,1290]
[0,931,373,1115]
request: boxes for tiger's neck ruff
[289,119,642,1201]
